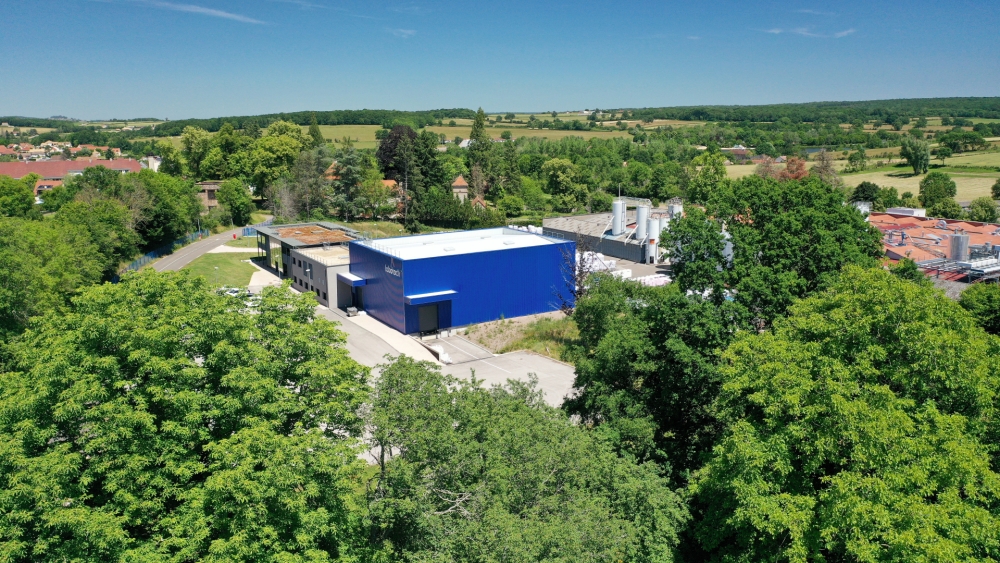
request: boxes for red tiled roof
[381,179,398,188]
[0,159,141,180]
[0,146,15,155]
[452,175,468,188]
[869,212,1000,265]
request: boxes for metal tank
[636,205,649,240]
[612,200,624,236]
[950,233,970,261]
[659,216,670,241]
[646,217,659,263]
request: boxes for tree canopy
[360,355,688,562]
[0,272,369,562]
[691,267,1000,563]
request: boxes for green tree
[359,355,688,562]
[238,133,304,196]
[0,272,368,561]
[993,178,1000,200]
[960,282,1000,335]
[55,195,141,280]
[685,151,727,204]
[899,136,930,174]
[467,107,493,170]
[850,180,880,202]
[929,198,965,219]
[497,194,524,217]
[888,256,930,286]
[845,146,868,172]
[711,175,884,327]
[967,196,999,223]
[180,126,213,179]
[661,207,727,296]
[919,170,957,207]
[308,112,325,148]
[0,173,38,217]
[692,267,1000,563]
[0,218,102,337]
[567,275,748,478]
[216,178,254,226]
[936,145,953,165]
[155,139,185,176]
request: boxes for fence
[112,229,211,282]
[242,217,274,238]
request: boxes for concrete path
[208,244,261,253]
[347,314,439,364]
[247,263,282,295]
[315,306,407,368]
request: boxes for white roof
[357,227,561,260]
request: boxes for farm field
[302,124,382,149]
[424,125,634,143]
[841,170,998,202]
[943,150,1000,168]
[1,126,55,135]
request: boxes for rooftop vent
[503,240,516,246]
[443,246,455,252]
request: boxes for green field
[0,126,55,135]
[302,124,382,149]
[182,252,260,287]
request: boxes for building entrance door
[418,304,439,333]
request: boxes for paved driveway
[153,229,247,272]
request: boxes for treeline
[0,167,204,337]
[150,108,476,137]
[629,96,1000,122]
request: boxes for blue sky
[1,0,998,119]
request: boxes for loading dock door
[418,304,439,333]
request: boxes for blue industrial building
[340,228,574,334]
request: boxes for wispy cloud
[687,35,700,40]
[790,27,822,37]
[759,26,856,38]
[123,0,265,23]
[388,28,416,38]
[795,9,836,16]
[389,4,421,14]
[267,0,326,9]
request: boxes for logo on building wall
[384,264,401,277]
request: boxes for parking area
[430,335,495,363]
[440,351,577,407]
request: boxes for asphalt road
[153,228,247,272]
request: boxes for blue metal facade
[349,233,575,334]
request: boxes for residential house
[0,159,142,195]
[195,181,222,211]
[451,175,469,201]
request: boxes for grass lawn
[250,211,270,225]
[225,236,259,248]
[182,252,260,287]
